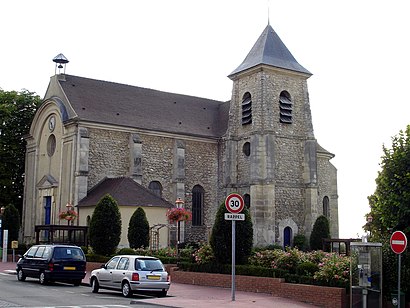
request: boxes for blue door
[284,227,292,248]
[44,197,51,225]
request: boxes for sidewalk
[1,262,318,308]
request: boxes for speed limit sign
[225,193,245,214]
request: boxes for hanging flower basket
[166,207,192,223]
[59,209,78,221]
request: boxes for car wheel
[39,272,47,285]
[158,290,167,297]
[17,268,26,282]
[73,279,82,286]
[121,281,132,298]
[91,278,99,293]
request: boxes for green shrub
[193,243,215,264]
[86,253,110,263]
[293,234,307,251]
[128,207,150,249]
[309,215,330,251]
[89,194,122,256]
[210,201,253,264]
[274,247,307,274]
[296,261,319,276]
[313,252,350,286]
[248,249,283,267]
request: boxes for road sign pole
[390,231,407,308]
[231,220,236,301]
[225,193,244,302]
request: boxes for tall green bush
[210,201,253,264]
[2,203,20,246]
[309,215,330,250]
[89,194,122,256]
[128,207,150,249]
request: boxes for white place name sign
[224,213,245,221]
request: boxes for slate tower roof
[229,24,311,77]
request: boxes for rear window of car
[53,247,85,261]
[135,258,164,271]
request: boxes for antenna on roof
[53,53,69,75]
[267,0,270,25]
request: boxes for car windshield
[135,259,164,271]
[53,247,85,261]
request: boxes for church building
[22,24,339,248]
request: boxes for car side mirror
[101,264,107,269]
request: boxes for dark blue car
[16,244,86,286]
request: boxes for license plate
[147,275,160,280]
[64,266,76,270]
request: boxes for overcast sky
[2,0,409,239]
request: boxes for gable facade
[22,25,338,248]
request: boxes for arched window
[243,142,250,156]
[243,194,250,209]
[148,181,162,197]
[242,92,252,125]
[279,91,292,124]
[284,226,292,248]
[323,196,330,218]
[192,185,204,226]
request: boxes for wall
[169,268,348,308]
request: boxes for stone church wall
[87,128,129,188]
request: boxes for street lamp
[0,206,5,253]
[367,214,373,241]
[175,198,184,264]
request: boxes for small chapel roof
[229,24,311,77]
[53,75,229,139]
[77,176,173,208]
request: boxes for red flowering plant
[166,207,192,223]
[59,209,78,221]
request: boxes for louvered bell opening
[242,99,252,126]
[242,110,252,125]
[279,95,292,124]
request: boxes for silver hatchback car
[90,255,170,297]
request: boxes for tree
[89,194,122,256]
[2,203,20,246]
[0,89,41,216]
[309,215,330,250]
[128,207,150,249]
[210,202,253,264]
[367,126,410,237]
[366,126,410,299]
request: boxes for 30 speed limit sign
[225,193,245,214]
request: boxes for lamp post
[175,198,184,264]
[0,206,5,260]
[367,214,373,241]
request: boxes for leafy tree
[1,203,20,246]
[367,126,410,237]
[89,194,122,256]
[0,89,41,216]
[128,207,150,249]
[210,202,253,264]
[309,215,330,251]
[366,126,410,299]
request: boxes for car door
[20,246,39,277]
[98,257,120,288]
[32,246,48,277]
[111,257,130,290]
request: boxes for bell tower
[224,24,324,247]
